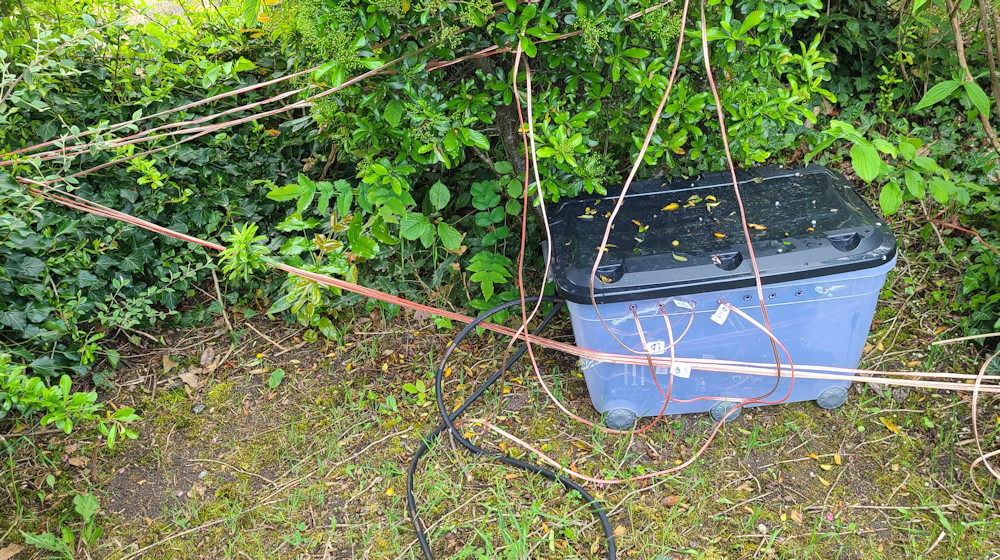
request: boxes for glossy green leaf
[849,142,881,183]
[914,80,961,111]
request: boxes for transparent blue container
[548,166,896,425]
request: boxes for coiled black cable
[406,297,616,559]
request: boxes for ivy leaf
[437,222,463,251]
[914,79,961,111]
[963,81,990,117]
[399,213,433,242]
[384,100,404,127]
[849,142,881,183]
[0,309,27,331]
[878,181,902,215]
[428,181,451,211]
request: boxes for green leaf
[878,181,902,215]
[519,35,537,57]
[849,142,881,183]
[317,181,335,215]
[871,138,897,158]
[399,213,433,241]
[622,47,651,58]
[268,368,285,389]
[267,182,311,202]
[242,0,260,27]
[914,80,961,111]
[928,178,952,204]
[897,140,916,161]
[467,129,490,150]
[234,57,256,72]
[494,161,514,174]
[73,493,100,523]
[81,14,96,27]
[904,169,925,198]
[23,532,73,556]
[963,81,991,116]
[318,317,337,339]
[437,222,463,250]
[0,309,27,331]
[384,100,404,127]
[738,10,764,35]
[428,181,451,211]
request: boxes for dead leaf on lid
[200,346,216,368]
[179,370,201,389]
[0,544,24,560]
[163,355,179,375]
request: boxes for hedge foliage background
[0,0,998,389]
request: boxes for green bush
[0,3,312,378]
[239,0,834,334]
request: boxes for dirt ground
[3,287,1000,559]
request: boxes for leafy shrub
[241,0,835,333]
[0,3,312,377]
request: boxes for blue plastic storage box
[547,165,896,427]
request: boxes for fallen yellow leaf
[808,453,819,460]
[879,416,900,434]
[818,476,831,487]
[663,203,680,211]
[790,510,803,524]
[820,464,833,471]
[834,452,842,466]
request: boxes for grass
[3,230,1000,559]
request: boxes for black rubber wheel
[816,386,849,410]
[604,408,637,430]
[709,401,742,423]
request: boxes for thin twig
[211,268,233,332]
[247,323,286,352]
[189,458,276,487]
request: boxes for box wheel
[709,401,741,423]
[816,386,848,409]
[603,408,637,430]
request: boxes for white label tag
[672,298,693,310]
[670,363,692,378]
[711,304,730,325]
[645,340,666,354]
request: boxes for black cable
[406,297,616,559]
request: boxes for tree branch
[944,0,1000,159]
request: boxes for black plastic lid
[548,165,896,304]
